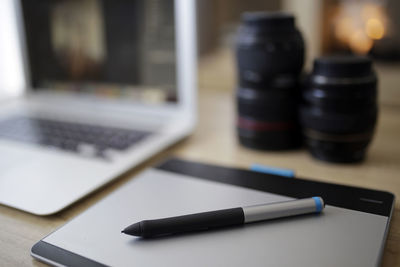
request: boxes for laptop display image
[22,0,177,104]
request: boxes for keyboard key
[0,116,152,159]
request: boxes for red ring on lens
[238,117,295,131]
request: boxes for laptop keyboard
[0,116,152,159]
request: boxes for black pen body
[123,198,324,238]
[123,207,245,237]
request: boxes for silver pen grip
[243,197,324,223]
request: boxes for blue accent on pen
[313,197,323,213]
[250,164,295,178]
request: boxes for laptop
[0,0,197,215]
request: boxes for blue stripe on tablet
[250,164,295,178]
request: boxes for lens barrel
[236,12,304,150]
[300,56,378,163]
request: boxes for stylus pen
[121,197,325,238]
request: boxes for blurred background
[197,0,400,107]
[0,0,399,105]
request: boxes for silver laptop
[0,0,197,215]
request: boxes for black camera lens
[237,83,301,150]
[235,12,304,150]
[236,12,304,88]
[300,56,378,163]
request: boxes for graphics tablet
[31,158,395,267]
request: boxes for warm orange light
[362,4,383,21]
[366,18,385,40]
[349,30,373,54]
[332,2,388,54]
[334,17,354,43]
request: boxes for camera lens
[235,12,304,150]
[300,56,378,163]
[237,78,302,150]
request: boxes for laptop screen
[21,0,177,104]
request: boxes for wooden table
[1,48,400,266]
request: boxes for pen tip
[122,222,142,236]
[121,230,126,234]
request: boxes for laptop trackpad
[0,147,28,172]
[0,144,110,215]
